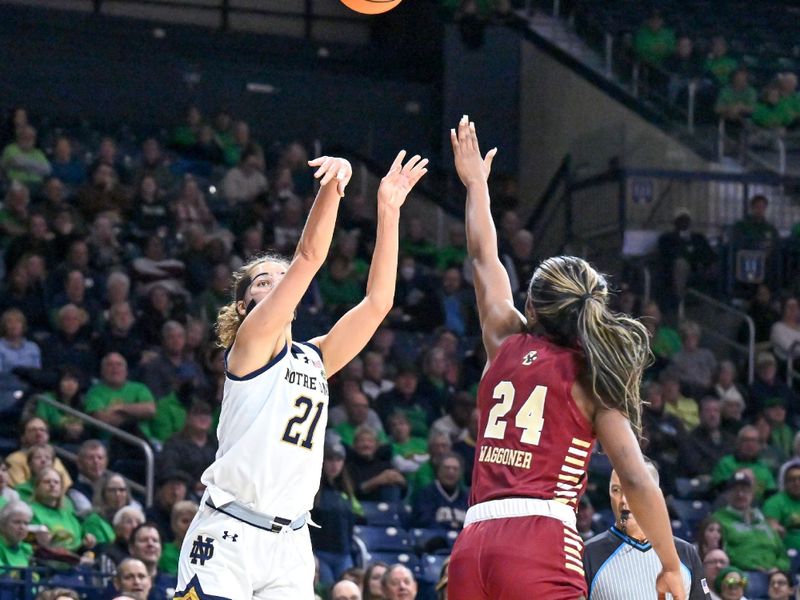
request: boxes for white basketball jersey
[201,341,329,519]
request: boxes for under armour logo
[222,531,238,542]
[189,535,215,565]
[522,351,538,365]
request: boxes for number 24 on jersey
[484,381,547,446]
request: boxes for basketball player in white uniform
[174,151,428,600]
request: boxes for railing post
[687,81,697,134]
[777,135,786,175]
[604,33,613,78]
[718,118,726,161]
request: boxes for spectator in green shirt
[0,500,34,570]
[777,72,800,123]
[14,443,56,503]
[335,390,388,447]
[764,462,800,551]
[158,500,198,577]
[732,194,780,255]
[388,411,428,476]
[83,472,139,546]
[642,301,681,362]
[713,471,788,572]
[171,105,203,151]
[85,352,156,441]
[712,425,777,501]
[752,85,795,131]
[705,36,738,86]
[762,397,793,462]
[633,10,676,67]
[30,467,95,554]
[0,125,51,187]
[716,68,757,123]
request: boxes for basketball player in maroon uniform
[446,117,685,600]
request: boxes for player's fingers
[450,128,460,153]
[484,147,498,172]
[411,158,429,174]
[469,121,480,152]
[308,156,326,167]
[458,115,470,143]
[320,167,337,186]
[402,155,422,172]
[314,157,333,178]
[389,150,406,172]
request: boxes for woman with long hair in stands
[446,116,685,600]
[175,150,427,600]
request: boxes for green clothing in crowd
[705,55,738,85]
[392,437,429,461]
[711,455,777,500]
[336,422,388,448]
[0,537,33,569]
[769,423,794,463]
[764,491,800,551]
[35,392,84,434]
[13,481,34,504]
[151,391,220,443]
[633,25,676,66]
[752,101,795,129]
[84,381,155,439]
[410,462,436,501]
[81,512,115,545]
[159,540,181,576]
[713,505,789,572]
[0,144,51,186]
[716,85,758,114]
[30,501,84,552]
[732,216,780,249]
[651,326,682,359]
[778,93,800,121]
[664,396,700,431]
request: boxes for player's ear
[236,300,246,318]
[525,297,536,327]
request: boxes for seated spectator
[271,196,307,256]
[501,229,535,306]
[764,461,800,552]
[713,471,788,572]
[633,9,675,67]
[112,557,152,600]
[132,138,174,191]
[659,367,699,431]
[767,569,794,600]
[97,505,145,572]
[0,261,47,337]
[770,296,800,362]
[361,351,394,402]
[87,214,124,271]
[669,321,717,398]
[32,366,87,445]
[0,460,20,509]
[665,35,702,102]
[400,217,438,268]
[749,351,798,420]
[695,517,724,560]
[410,430,453,499]
[221,147,268,205]
[417,347,455,418]
[67,440,109,517]
[713,360,747,412]
[172,175,215,235]
[145,471,190,543]
[705,36,738,87]
[778,72,800,122]
[171,105,203,151]
[712,426,777,500]
[192,264,231,326]
[50,136,86,187]
[432,390,475,443]
[436,222,467,272]
[134,284,186,348]
[76,162,130,223]
[41,303,97,382]
[4,211,55,273]
[657,209,716,306]
[130,175,170,239]
[157,500,197,577]
[435,268,477,338]
[387,411,428,476]
[752,85,794,131]
[732,194,781,287]
[642,300,681,365]
[5,417,72,488]
[711,566,748,600]
[83,473,139,545]
[85,352,156,444]
[35,588,80,600]
[36,177,81,233]
[0,181,31,244]
[362,562,388,600]
[754,413,783,474]
[157,399,217,493]
[334,390,388,448]
[94,301,145,371]
[382,564,418,600]
[347,426,406,502]
[311,441,360,586]
[14,442,57,502]
[0,125,51,187]
[680,396,735,478]
[30,467,96,554]
[411,453,467,531]
[0,500,33,569]
[762,397,793,462]
[0,307,41,407]
[701,549,729,600]
[128,523,174,599]
[715,68,757,123]
[49,268,102,325]
[640,381,684,490]
[375,366,435,438]
[331,580,362,600]
[138,321,203,401]
[453,407,478,486]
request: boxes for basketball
[339,0,403,15]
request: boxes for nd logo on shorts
[174,574,232,600]
[189,535,216,566]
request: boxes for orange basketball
[339,0,402,14]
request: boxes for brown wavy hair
[528,256,651,436]
[215,253,290,348]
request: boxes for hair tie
[580,293,593,304]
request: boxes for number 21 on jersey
[484,381,547,445]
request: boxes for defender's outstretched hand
[308,156,353,197]
[378,150,428,210]
[450,115,497,187]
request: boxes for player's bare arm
[311,150,428,376]
[228,156,351,374]
[451,116,525,362]
[594,406,686,600]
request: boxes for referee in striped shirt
[583,460,709,599]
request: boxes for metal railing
[679,288,756,383]
[35,395,155,507]
[783,341,800,387]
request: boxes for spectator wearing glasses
[712,567,748,600]
[767,569,793,600]
[702,549,729,600]
[764,462,800,551]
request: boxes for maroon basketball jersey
[470,334,596,511]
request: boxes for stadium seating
[360,501,404,526]
[353,525,412,553]
[669,499,711,532]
